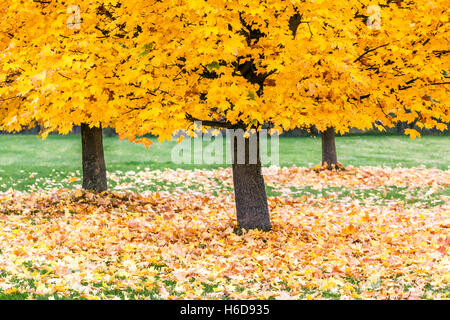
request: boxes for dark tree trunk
[321,127,338,169]
[81,123,107,192]
[231,132,271,231]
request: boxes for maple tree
[111,0,448,229]
[272,1,450,169]
[0,1,138,192]
[1,0,449,231]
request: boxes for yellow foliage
[0,0,448,139]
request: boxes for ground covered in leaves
[0,166,448,299]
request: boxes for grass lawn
[0,133,449,300]
[0,134,448,192]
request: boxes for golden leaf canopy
[1,0,448,140]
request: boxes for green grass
[280,135,449,169]
[0,133,448,300]
[266,185,450,207]
[0,134,448,191]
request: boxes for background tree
[0,1,166,191]
[272,0,449,169]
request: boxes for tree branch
[185,113,245,129]
[354,43,389,63]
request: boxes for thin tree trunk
[231,132,271,231]
[81,123,107,192]
[321,126,338,169]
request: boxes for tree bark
[81,123,107,192]
[321,126,338,169]
[231,132,271,231]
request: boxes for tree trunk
[81,123,107,192]
[231,132,271,231]
[321,127,338,169]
